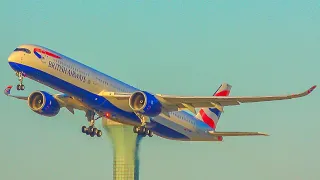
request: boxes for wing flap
[99,91,131,100]
[54,94,90,111]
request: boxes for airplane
[4,44,316,141]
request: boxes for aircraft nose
[8,53,22,71]
[8,52,21,63]
[8,54,13,62]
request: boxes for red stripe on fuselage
[199,109,216,129]
[34,48,61,59]
[214,90,230,96]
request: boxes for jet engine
[129,91,162,117]
[27,91,61,117]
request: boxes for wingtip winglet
[307,85,317,94]
[4,85,13,95]
[256,132,269,136]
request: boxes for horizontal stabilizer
[208,131,269,136]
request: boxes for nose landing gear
[16,72,25,91]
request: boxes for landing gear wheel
[146,129,153,137]
[138,126,146,134]
[146,129,150,135]
[85,128,90,135]
[97,130,102,137]
[143,127,147,133]
[81,126,90,135]
[93,128,98,134]
[133,126,139,133]
[81,126,87,133]
[90,130,95,137]
[87,126,94,134]
[20,85,25,90]
[16,84,20,90]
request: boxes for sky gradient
[0,0,319,179]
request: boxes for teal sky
[0,0,319,179]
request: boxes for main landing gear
[16,71,25,91]
[81,111,103,137]
[132,112,153,137]
[133,126,153,137]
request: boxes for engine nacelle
[28,91,61,117]
[129,91,162,117]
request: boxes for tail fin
[195,83,232,130]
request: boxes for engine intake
[129,91,162,117]
[28,91,61,117]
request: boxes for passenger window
[14,48,31,54]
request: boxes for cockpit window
[14,48,31,54]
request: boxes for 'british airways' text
[48,61,86,83]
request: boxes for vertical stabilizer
[195,83,232,130]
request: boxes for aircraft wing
[156,85,316,106]
[208,131,269,136]
[101,85,316,114]
[4,85,89,114]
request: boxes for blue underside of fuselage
[8,62,189,140]
[149,119,189,140]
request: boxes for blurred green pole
[102,118,143,180]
